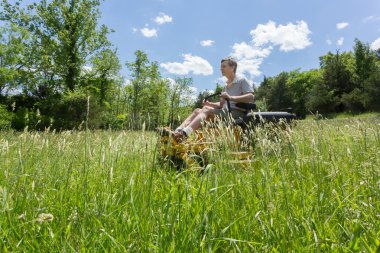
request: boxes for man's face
[220,61,234,76]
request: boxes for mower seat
[234,103,296,126]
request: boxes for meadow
[0,115,379,252]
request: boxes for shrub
[52,89,105,130]
[0,104,14,130]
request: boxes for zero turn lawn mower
[157,93,295,171]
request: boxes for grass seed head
[36,213,54,223]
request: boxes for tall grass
[0,116,379,252]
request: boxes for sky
[17,0,380,93]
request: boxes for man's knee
[194,108,202,114]
[201,107,214,116]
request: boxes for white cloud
[200,40,215,47]
[336,22,349,30]
[250,20,312,52]
[154,13,173,25]
[230,42,271,78]
[337,37,344,46]
[132,28,138,33]
[227,20,311,79]
[160,54,213,76]
[140,27,157,38]
[326,39,332,45]
[231,42,271,59]
[235,58,263,78]
[371,37,380,50]
[363,15,380,23]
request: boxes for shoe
[173,130,188,143]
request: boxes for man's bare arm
[220,92,255,103]
[203,100,222,109]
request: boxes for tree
[286,69,322,117]
[319,51,356,111]
[362,67,380,111]
[1,0,121,129]
[167,77,194,127]
[305,82,338,114]
[125,50,168,129]
[0,24,29,97]
[353,39,375,85]
[256,73,293,112]
[0,0,115,94]
[350,39,380,111]
[84,48,121,104]
[255,76,272,111]
[265,72,292,111]
[144,77,170,129]
[126,50,149,127]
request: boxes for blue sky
[19,0,380,93]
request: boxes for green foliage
[353,39,375,84]
[11,107,52,130]
[256,40,380,116]
[352,40,380,111]
[340,88,366,112]
[255,98,268,111]
[320,51,356,96]
[0,24,30,95]
[167,77,194,127]
[0,0,124,130]
[0,0,119,95]
[101,113,127,130]
[124,50,195,130]
[125,50,161,129]
[52,89,105,129]
[286,69,322,117]
[305,82,338,114]
[361,69,380,111]
[84,49,122,104]
[256,72,292,111]
[0,104,14,129]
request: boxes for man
[164,57,254,142]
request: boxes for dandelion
[36,213,54,223]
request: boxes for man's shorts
[212,108,246,121]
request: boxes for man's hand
[220,91,231,100]
[202,99,211,106]
[203,99,222,109]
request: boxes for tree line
[255,40,380,118]
[0,0,196,130]
[1,0,379,131]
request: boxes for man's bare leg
[176,106,214,131]
[175,108,201,130]
[174,107,214,139]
